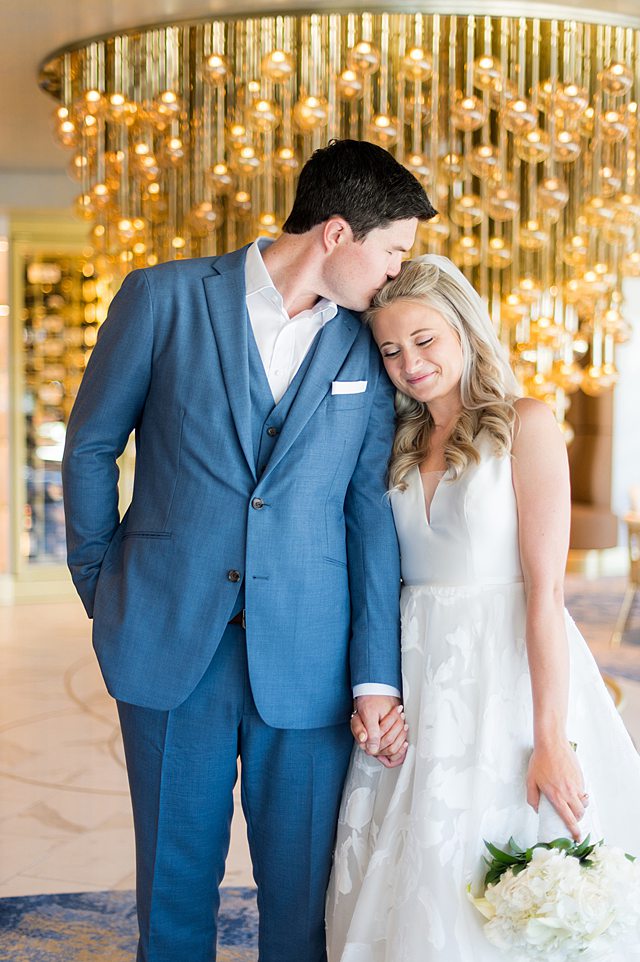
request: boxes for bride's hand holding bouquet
[527,738,588,842]
[470,745,640,960]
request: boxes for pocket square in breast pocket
[331,380,368,395]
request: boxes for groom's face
[323,218,418,312]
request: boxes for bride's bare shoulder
[510,398,567,491]
[512,396,562,446]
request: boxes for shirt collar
[245,237,338,323]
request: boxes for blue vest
[231,318,322,617]
[248,320,321,476]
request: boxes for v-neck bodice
[419,469,446,524]
[389,434,524,587]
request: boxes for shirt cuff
[352,684,402,699]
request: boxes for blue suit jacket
[62,245,401,727]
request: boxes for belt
[229,609,246,629]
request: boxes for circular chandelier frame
[40,8,640,424]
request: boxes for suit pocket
[328,393,368,411]
[98,529,171,578]
[94,532,175,620]
[123,531,172,540]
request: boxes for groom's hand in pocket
[353,697,409,768]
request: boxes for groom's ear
[323,217,352,253]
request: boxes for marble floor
[0,599,253,897]
[1,576,639,899]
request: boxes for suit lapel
[202,247,256,479]
[262,308,361,481]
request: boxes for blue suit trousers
[117,622,354,962]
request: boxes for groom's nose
[387,254,403,279]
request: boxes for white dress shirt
[244,239,401,702]
[245,238,337,404]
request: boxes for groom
[62,139,435,961]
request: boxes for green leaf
[574,837,591,857]
[507,837,525,856]
[481,835,609,889]
[485,866,505,887]
[549,838,573,850]
[485,842,518,864]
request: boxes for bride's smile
[371,299,464,412]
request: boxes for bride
[326,255,640,961]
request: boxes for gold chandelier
[40,11,640,434]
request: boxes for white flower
[525,916,572,947]
[575,881,615,937]
[509,881,537,912]
[472,843,640,960]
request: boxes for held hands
[527,740,589,841]
[351,695,409,768]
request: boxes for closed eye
[381,337,433,358]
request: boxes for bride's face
[371,299,464,406]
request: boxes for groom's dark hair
[282,139,436,241]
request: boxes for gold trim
[38,0,640,90]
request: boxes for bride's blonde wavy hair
[364,260,520,490]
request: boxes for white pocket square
[331,380,368,395]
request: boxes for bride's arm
[511,396,587,841]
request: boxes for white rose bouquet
[470,826,640,960]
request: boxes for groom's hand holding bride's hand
[352,697,409,768]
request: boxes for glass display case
[8,215,133,594]
[20,252,109,565]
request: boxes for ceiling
[1,0,639,178]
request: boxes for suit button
[227,569,241,583]
[251,497,265,510]
[266,426,278,437]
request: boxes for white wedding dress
[326,433,640,961]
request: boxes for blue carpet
[567,589,640,647]
[0,887,257,961]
